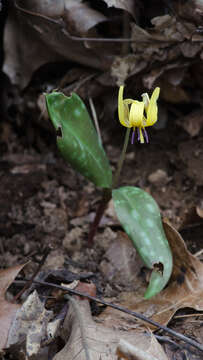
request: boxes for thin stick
[15,279,203,352]
[113,127,131,188]
[13,247,51,302]
[89,97,102,146]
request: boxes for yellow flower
[118,86,160,144]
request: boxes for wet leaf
[45,91,112,188]
[0,263,27,351]
[112,186,173,299]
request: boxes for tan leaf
[117,334,168,360]
[177,110,203,137]
[53,290,168,360]
[3,1,110,88]
[0,263,27,351]
[7,290,53,356]
[99,221,203,330]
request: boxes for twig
[15,279,203,352]
[13,247,51,301]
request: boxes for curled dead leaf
[99,221,203,330]
[53,283,168,360]
[102,0,136,18]
[0,263,27,351]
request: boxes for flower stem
[87,187,112,247]
[88,127,130,247]
[113,127,131,188]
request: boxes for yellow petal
[141,92,150,111]
[129,101,145,128]
[118,86,131,127]
[145,87,160,126]
[124,99,135,105]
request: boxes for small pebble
[148,169,170,186]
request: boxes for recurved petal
[129,101,145,128]
[118,86,125,125]
[145,87,160,126]
[124,98,135,105]
[141,92,150,111]
[118,86,131,127]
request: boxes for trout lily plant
[45,85,173,299]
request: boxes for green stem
[113,127,131,188]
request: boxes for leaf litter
[99,221,203,332]
[0,263,27,351]
[53,282,168,360]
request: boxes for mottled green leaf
[45,92,112,188]
[112,186,173,299]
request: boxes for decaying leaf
[111,55,147,86]
[0,263,27,351]
[7,290,53,357]
[53,287,168,360]
[99,221,203,329]
[3,1,111,88]
[179,139,203,186]
[117,335,168,360]
[177,109,203,137]
[102,0,136,18]
[99,231,141,288]
[64,0,106,36]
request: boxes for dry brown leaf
[3,1,111,88]
[111,55,147,86]
[0,263,27,351]
[179,139,203,185]
[99,221,203,330]
[64,0,106,36]
[53,288,168,360]
[177,109,203,137]
[117,335,168,360]
[99,231,141,288]
[196,200,203,219]
[7,290,53,357]
[102,0,136,18]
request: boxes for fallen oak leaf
[0,263,27,351]
[117,335,168,360]
[102,0,136,19]
[99,221,203,331]
[53,282,168,360]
